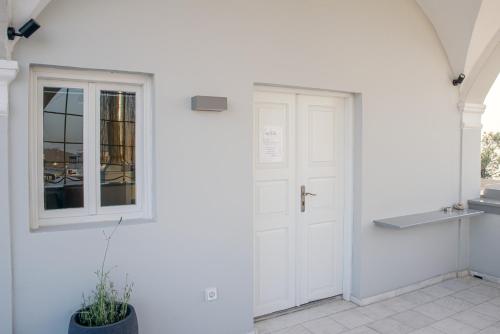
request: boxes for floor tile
[414,302,457,320]
[381,296,417,312]
[277,309,324,328]
[302,317,346,334]
[254,279,498,334]
[461,277,484,287]
[431,318,478,334]
[438,279,480,292]
[358,302,397,320]
[255,321,271,334]
[410,327,445,334]
[295,308,330,322]
[479,323,500,334]
[256,311,315,334]
[452,310,498,330]
[255,318,283,334]
[400,291,436,306]
[478,281,500,289]
[366,318,413,334]
[313,300,357,317]
[468,285,500,298]
[453,289,494,305]
[341,326,379,334]
[391,309,435,329]
[329,309,373,329]
[472,303,500,320]
[272,324,313,334]
[421,285,456,299]
[434,296,475,313]
[479,328,500,334]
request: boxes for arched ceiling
[416,0,483,76]
[10,0,51,28]
[465,0,500,74]
[463,38,500,103]
[5,0,500,101]
[416,0,500,85]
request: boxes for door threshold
[254,295,343,322]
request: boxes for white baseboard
[457,270,470,278]
[470,271,500,284]
[350,271,466,306]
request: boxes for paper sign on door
[260,126,284,163]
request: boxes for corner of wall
[350,93,363,299]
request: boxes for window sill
[30,216,155,233]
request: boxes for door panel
[255,228,290,305]
[297,94,345,304]
[308,107,336,163]
[253,92,296,317]
[307,221,336,295]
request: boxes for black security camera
[7,19,41,40]
[453,73,466,86]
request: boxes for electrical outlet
[205,287,218,302]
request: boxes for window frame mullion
[87,82,98,215]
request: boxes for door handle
[301,185,316,212]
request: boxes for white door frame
[252,84,354,313]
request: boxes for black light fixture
[7,19,41,40]
[453,73,466,86]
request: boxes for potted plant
[69,218,138,334]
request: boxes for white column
[460,102,486,201]
[458,102,485,271]
[0,59,19,334]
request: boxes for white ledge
[374,209,483,229]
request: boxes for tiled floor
[254,277,500,334]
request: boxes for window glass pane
[43,87,84,115]
[66,115,84,142]
[43,113,65,142]
[43,87,84,210]
[100,90,136,207]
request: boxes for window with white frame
[29,67,153,228]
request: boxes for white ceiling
[10,0,51,28]
[417,0,500,78]
[8,0,500,87]
[416,0,482,75]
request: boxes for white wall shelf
[469,188,500,215]
[374,209,483,229]
[469,198,500,215]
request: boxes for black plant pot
[68,304,138,334]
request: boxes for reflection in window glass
[43,87,84,210]
[100,90,136,206]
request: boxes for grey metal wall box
[191,96,227,111]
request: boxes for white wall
[9,0,462,333]
[0,0,8,58]
[470,214,500,278]
[0,119,13,334]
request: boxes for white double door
[253,90,346,317]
